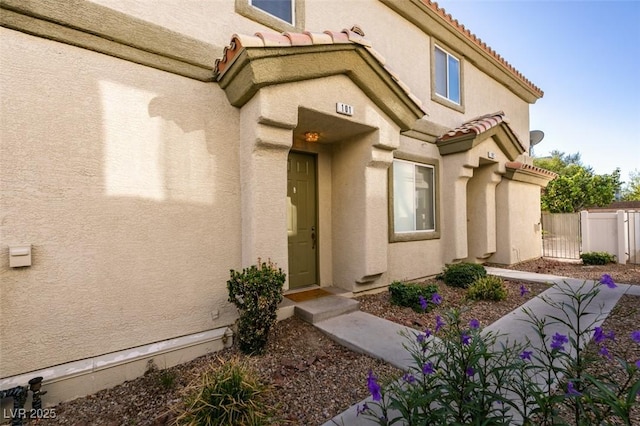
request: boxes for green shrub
[388,281,439,312]
[467,275,507,301]
[580,251,615,265]
[227,260,285,355]
[440,263,487,289]
[177,357,276,426]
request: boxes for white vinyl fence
[581,210,640,264]
[541,210,640,264]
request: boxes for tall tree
[620,169,640,201]
[533,151,621,213]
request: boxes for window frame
[431,41,465,113]
[236,0,305,32]
[389,153,440,243]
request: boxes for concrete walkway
[319,268,640,426]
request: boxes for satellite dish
[530,130,545,146]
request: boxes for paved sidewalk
[321,269,639,426]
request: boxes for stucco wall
[492,179,544,264]
[84,0,531,146]
[0,28,241,377]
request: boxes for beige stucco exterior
[0,0,553,405]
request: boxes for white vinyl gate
[541,210,640,264]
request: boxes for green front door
[287,152,318,289]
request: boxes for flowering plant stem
[359,275,639,425]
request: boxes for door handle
[311,226,316,249]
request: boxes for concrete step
[294,294,360,324]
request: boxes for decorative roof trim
[379,0,543,103]
[420,1,542,97]
[436,112,526,161]
[0,0,216,81]
[214,28,428,131]
[504,162,557,187]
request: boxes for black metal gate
[541,212,581,259]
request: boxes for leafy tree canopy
[620,169,640,201]
[533,151,621,213]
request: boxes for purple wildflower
[367,369,382,401]
[599,345,612,359]
[402,373,416,384]
[418,295,428,311]
[466,367,475,377]
[417,333,425,344]
[435,315,445,333]
[469,319,480,329]
[461,332,472,345]
[520,350,533,361]
[422,362,435,375]
[566,381,582,397]
[599,274,617,289]
[631,330,640,344]
[519,284,529,297]
[431,293,443,305]
[551,332,569,351]
[594,327,605,343]
[424,328,432,338]
[635,360,640,369]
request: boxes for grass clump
[466,275,507,301]
[440,262,487,289]
[580,251,615,265]
[389,281,439,312]
[177,357,277,426]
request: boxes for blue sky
[436,0,640,184]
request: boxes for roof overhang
[504,162,557,187]
[214,32,427,131]
[380,0,543,103]
[436,112,526,161]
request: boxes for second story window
[251,0,294,25]
[434,45,460,104]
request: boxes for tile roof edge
[421,0,543,98]
[505,162,558,178]
[214,28,428,116]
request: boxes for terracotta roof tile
[256,32,291,46]
[437,111,507,142]
[303,30,333,45]
[322,30,351,44]
[506,161,558,178]
[284,32,313,46]
[214,27,426,114]
[422,1,543,98]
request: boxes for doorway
[287,152,318,289]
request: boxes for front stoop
[294,294,360,324]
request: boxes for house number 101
[336,102,354,116]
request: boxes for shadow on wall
[1,36,241,378]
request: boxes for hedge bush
[440,263,487,289]
[580,251,615,265]
[467,275,507,301]
[227,260,285,355]
[389,281,439,312]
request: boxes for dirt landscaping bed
[26,258,640,425]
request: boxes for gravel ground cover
[25,259,639,425]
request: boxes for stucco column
[332,132,396,290]
[239,102,294,276]
[441,154,474,262]
[466,165,502,262]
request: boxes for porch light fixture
[304,132,319,143]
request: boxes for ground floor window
[393,159,436,233]
[389,157,440,242]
